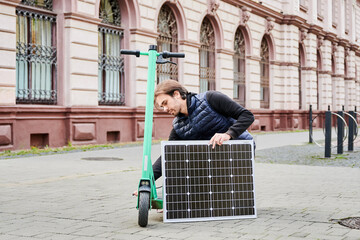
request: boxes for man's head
[154,80,188,116]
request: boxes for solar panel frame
[161,140,256,223]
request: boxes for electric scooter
[120,45,185,227]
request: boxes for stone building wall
[0,0,359,150]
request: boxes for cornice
[217,48,234,55]
[308,24,324,36]
[130,28,159,39]
[222,0,283,23]
[64,12,101,25]
[332,74,345,78]
[318,70,332,75]
[302,67,317,71]
[179,40,201,48]
[324,32,337,42]
[0,0,20,7]
[338,38,350,47]
[282,15,308,28]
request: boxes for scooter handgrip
[120,50,140,57]
[162,51,185,58]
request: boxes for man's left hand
[209,133,231,149]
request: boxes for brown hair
[154,79,188,109]
[154,80,188,107]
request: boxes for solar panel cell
[162,140,256,222]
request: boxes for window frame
[15,2,57,105]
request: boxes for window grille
[21,0,53,11]
[98,27,125,105]
[157,5,178,83]
[16,9,57,104]
[199,18,215,93]
[98,0,124,105]
[234,28,246,106]
[260,38,269,109]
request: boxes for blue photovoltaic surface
[161,140,256,222]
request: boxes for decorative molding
[0,65,16,70]
[301,67,317,71]
[0,28,16,35]
[222,0,282,23]
[318,70,332,75]
[350,44,359,52]
[246,55,261,61]
[299,28,307,43]
[317,36,324,49]
[300,4,308,13]
[324,32,337,42]
[178,39,201,48]
[129,28,159,39]
[344,47,350,57]
[239,6,251,26]
[207,0,220,15]
[271,61,299,67]
[64,12,101,25]
[216,48,234,55]
[308,24,322,35]
[0,47,16,52]
[331,74,345,78]
[332,42,338,54]
[265,17,274,34]
[0,0,21,7]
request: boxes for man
[152,79,255,180]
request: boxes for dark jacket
[172,92,253,140]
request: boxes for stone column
[247,56,261,109]
[62,7,100,107]
[180,40,201,93]
[217,49,234,98]
[0,0,19,106]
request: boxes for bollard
[348,111,355,151]
[337,110,344,154]
[309,105,313,143]
[325,110,331,158]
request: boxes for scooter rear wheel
[138,192,150,227]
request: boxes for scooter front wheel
[138,192,150,227]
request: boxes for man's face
[155,92,182,116]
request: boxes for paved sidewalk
[1,131,360,239]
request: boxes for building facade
[0,0,359,150]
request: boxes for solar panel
[161,140,256,223]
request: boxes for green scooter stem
[138,48,161,208]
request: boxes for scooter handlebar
[162,51,185,58]
[120,50,140,57]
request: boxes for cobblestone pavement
[1,132,360,239]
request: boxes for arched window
[98,0,125,105]
[16,0,57,104]
[233,28,246,106]
[316,50,321,110]
[157,5,178,83]
[199,17,215,93]
[260,38,270,109]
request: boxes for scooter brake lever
[156,55,177,65]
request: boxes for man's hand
[209,133,231,149]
